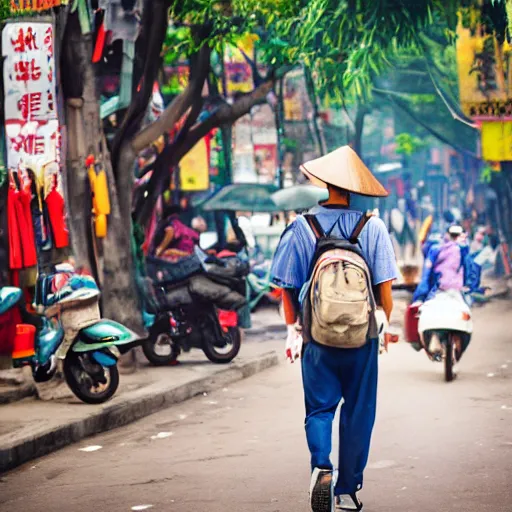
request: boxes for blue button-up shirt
[271,206,399,292]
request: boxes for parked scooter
[0,269,139,404]
[142,249,248,366]
[0,286,63,383]
[406,291,473,382]
[143,302,242,365]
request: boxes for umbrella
[271,185,328,211]
[198,184,278,212]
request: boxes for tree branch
[179,79,274,154]
[134,79,274,225]
[111,0,171,173]
[376,91,479,159]
[131,43,211,153]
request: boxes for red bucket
[12,324,36,367]
[404,304,421,344]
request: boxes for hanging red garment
[92,19,106,63]
[7,186,22,270]
[45,186,69,248]
[17,185,38,267]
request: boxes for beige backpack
[302,213,378,348]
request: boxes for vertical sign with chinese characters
[2,22,59,169]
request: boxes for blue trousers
[301,339,378,495]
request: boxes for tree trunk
[61,14,93,273]
[275,78,285,188]
[304,66,327,156]
[62,14,143,334]
[353,106,366,156]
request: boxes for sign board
[481,121,512,161]
[2,22,60,169]
[10,0,67,12]
[456,21,512,120]
[225,34,257,96]
[179,138,209,191]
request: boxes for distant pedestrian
[271,146,398,512]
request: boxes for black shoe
[310,468,333,512]
[335,493,363,511]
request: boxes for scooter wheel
[444,335,456,383]
[63,352,119,404]
[142,332,180,366]
[203,327,242,364]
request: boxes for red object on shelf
[12,324,36,364]
[404,303,421,343]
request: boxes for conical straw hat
[300,146,389,197]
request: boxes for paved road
[1,300,512,512]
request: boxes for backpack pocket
[310,260,371,348]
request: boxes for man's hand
[375,308,399,354]
[285,325,303,363]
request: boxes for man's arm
[155,226,175,257]
[377,279,394,321]
[282,288,298,325]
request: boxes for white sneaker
[335,493,363,511]
[310,468,334,512]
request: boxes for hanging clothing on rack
[19,175,38,267]
[7,171,38,270]
[0,181,9,287]
[45,174,69,249]
[7,185,22,270]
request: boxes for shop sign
[481,121,512,161]
[179,138,209,191]
[456,19,512,120]
[10,0,68,13]
[2,22,60,169]
[225,34,257,97]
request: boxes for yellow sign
[481,121,512,161]
[456,20,512,119]
[225,34,258,96]
[283,69,304,121]
[179,138,209,191]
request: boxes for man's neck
[322,187,350,207]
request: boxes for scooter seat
[78,319,138,344]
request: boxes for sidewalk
[0,336,281,473]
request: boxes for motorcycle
[0,270,139,404]
[405,290,473,382]
[141,249,248,366]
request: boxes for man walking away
[271,146,398,512]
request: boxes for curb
[0,384,35,405]
[0,351,279,473]
[245,324,286,337]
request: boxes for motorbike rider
[151,205,208,262]
[413,224,481,356]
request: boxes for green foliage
[480,164,494,184]
[395,132,427,156]
[282,137,298,151]
[0,0,10,20]
[161,0,509,125]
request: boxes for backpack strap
[304,214,325,240]
[348,210,373,244]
